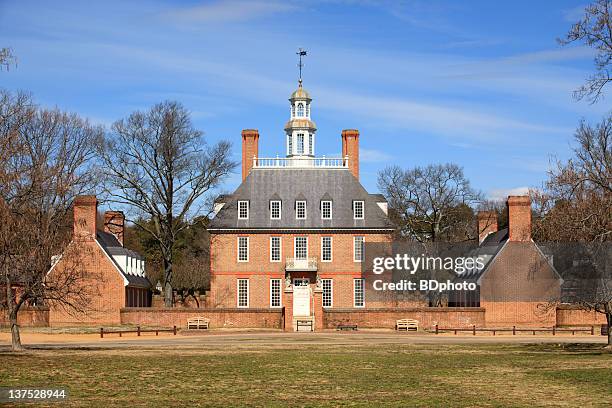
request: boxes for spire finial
[296,48,307,85]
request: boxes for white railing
[254,156,348,169]
[285,257,318,271]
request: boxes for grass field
[1,343,610,407]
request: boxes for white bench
[187,317,210,330]
[396,318,418,331]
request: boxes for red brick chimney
[341,129,359,180]
[104,211,125,246]
[507,195,532,242]
[241,129,259,181]
[477,211,498,244]
[73,195,98,241]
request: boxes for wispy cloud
[360,148,393,163]
[165,0,298,24]
[487,186,529,201]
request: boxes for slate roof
[459,228,509,280]
[210,168,394,230]
[96,231,151,288]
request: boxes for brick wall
[324,307,485,329]
[556,305,607,326]
[121,307,283,329]
[0,307,49,327]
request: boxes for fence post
[552,326,555,336]
[137,326,141,337]
[591,326,594,335]
[473,325,476,336]
[435,324,438,334]
[454,329,457,335]
[512,326,516,335]
[173,325,177,335]
[532,330,535,335]
[119,331,122,337]
[100,328,104,338]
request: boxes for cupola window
[297,103,304,117]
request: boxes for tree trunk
[164,259,173,307]
[607,311,611,347]
[10,309,24,352]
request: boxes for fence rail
[254,156,348,169]
[100,326,177,338]
[433,324,597,336]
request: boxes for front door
[293,284,311,317]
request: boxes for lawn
[0,343,610,407]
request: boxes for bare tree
[98,101,236,307]
[533,115,612,345]
[377,163,482,243]
[0,89,101,351]
[559,0,612,103]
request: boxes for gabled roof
[96,231,151,288]
[210,168,394,230]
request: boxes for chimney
[341,129,360,180]
[104,211,125,246]
[507,195,532,242]
[477,211,498,244]
[241,129,259,181]
[73,195,98,241]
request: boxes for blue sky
[1,0,609,199]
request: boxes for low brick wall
[323,307,486,329]
[556,305,607,326]
[0,307,50,327]
[121,307,283,329]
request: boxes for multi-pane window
[297,103,304,117]
[237,279,249,308]
[270,200,281,220]
[308,134,313,154]
[353,200,364,219]
[238,200,249,219]
[297,133,304,154]
[295,237,308,260]
[321,200,332,219]
[296,200,306,219]
[270,236,281,262]
[322,279,333,308]
[270,279,281,308]
[353,236,364,262]
[353,278,365,307]
[321,237,332,262]
[238,236,249,262]
[288,135,293,155]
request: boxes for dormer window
[270,200,281,220]
[238,200,249,219]
[297,103,304,117]
[296,200,307,219]
[353,201,364,220]
[321,200,332,220]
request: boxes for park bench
[396,318,418,331]
[296,319,313,332]
[337,324,358,331]
[187,317,210,330]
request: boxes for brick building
[209,79,395,330]
[47,195,151,325]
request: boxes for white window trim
[322,278,333,308]
[237,236,249,262]
[238,200,249,220]
[294,236,308,259]
[270,236,281,262]
[270,200,281,220]
[353,278,365,308]
[237,279,249,308]
[269,278,282,308]
[296,200,307,220]
[320,200,332,220]
[353,200,365,220]
[321,236,332,262]
[353,236,365,263]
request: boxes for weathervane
[296,48,307,85]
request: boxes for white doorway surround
[292,284,313,331]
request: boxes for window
[270,200,281,220]
[295,236,308,260]
[288,135,293,155]
[293,278,309,286]
[322,279,333,308]
[297,133,304,154]
[321,200,332,220]
[237,279,249,307]
[321,236,332,262]
[238,200,249,219]
[306,103,310,117]
[297,103,304,117]
[237,236,249,262]
[308,134,313,154]
[353,236,364,262]
[270,236,281,262]
[353,200,364,219]
[353,278,365,307]
[296,200,306,219]
[270,279,281,308]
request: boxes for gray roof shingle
[96,231,151,288]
